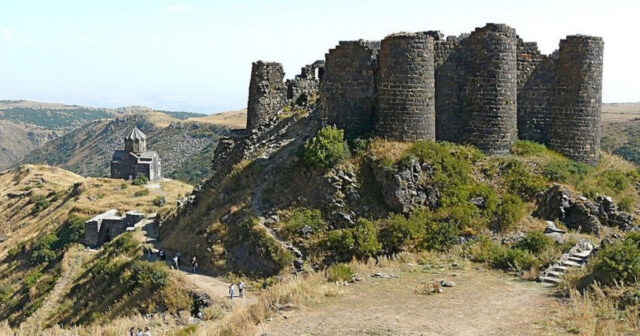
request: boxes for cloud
[2,29,14,41]
[164,5,193,12]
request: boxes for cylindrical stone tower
[375,32,436,141]
[548,35,604,165]
[461,24,518,155]
[319,40,378,137]
[246,61,287,131]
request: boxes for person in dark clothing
[159,248,166,262]
[191,256,198,274]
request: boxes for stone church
[110,127,162,182]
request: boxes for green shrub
[619,197,634,212]
[120,183,128,190]
[542,159,592,183]
[323,230,356,262]
[31,234,58,264]
[470,238,536,271]
[514,231,552,254]
[130,261,170,288]
[421,221,459,252]
[0,284,12,303]
[501,159,547,199]
[380,212,427,252]
[327,263,354,282]
[134,189,150,197]
[403,141,482,188]
[24,271,43,287]
[132,175,149,186]
[153,196,166,207]
[302,126,349,168]
[592,238,640,286]
[350,219,382,258]
[349,136,372,155]
[511,140,547,156]
[283,208,326,236]
[30,195,51,215]
[56,215,87,248]
[494,194,526,232]
[598,169,638,194]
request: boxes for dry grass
[367,139,409,162]
[187,109,247,129]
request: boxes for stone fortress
[84,210,146,248]
[245,23,604,165]
[110,127,163,182]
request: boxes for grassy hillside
[0,165,195,331]
[0,100,209,172]
[16,114,230,185]
[602,103,640,165]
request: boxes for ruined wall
[246,61,287,130]
[434,36,463,142]
[375,33,436,141]
[517,41,555,144]
[320,40,378,137]
[434,24,518,154]
[286,60,324,106]
[548,35,604,165]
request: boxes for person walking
[136,328,143,336]
[191,256,198,274]
[172,255,179,270]
[238,281,245,298]
[159,248,166,262]
[229,283,235,299]
[176,251,182,266]
[143,327,152,336]
[129,327,136,336]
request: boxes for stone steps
[539,240,594,287]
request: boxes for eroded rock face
[564,201,602,235]
[535,185,572,220]
[373,158,439,213]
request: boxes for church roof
[125,127,147,141]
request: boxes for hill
[601,102,640,165]
[0,165,200,331]
[15,113,231,185]
[0,100,208,171]
[187,109,247,129]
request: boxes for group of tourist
[157,248,199,274]
[129,327,151,336]
[228,281,245,299]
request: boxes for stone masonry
[319,40,378,136]
[376,33,436,141]
[245,23,604,165]
[84,210,145,248]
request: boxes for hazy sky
[0,0,638,114]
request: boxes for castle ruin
[84,209,145,248]
[110,128,163,182]
[244,23,604,165]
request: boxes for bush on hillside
[511,140,548,156]
[327,263,354,282]
[469,238,536,272]
[402,141,482,188]
[591,234,640,286]
[134,189,150,197]
[153,196,166,207]
[380,212,427,253]
[30,195,51,215]
[283,208,326,236]
[514,231,552,254]
[500,159,547,199]
[493,194,526,232]
[132,175,149,186]
[324,219,381,261]
[31,234,58,264]
[302,126,349,168]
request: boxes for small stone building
[84,209,145,248]
[110,128,162,182]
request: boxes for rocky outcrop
[536,185,636,234]
[373,159,439,214]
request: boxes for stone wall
[320,40,378,137]
[434,36,463,142]
[375,33,436,141]
[246,61,287,131]
[517,40,555,144]
[286,60,324,106]
[548,35,604,165]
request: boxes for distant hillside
[187,109,247,129]
[0,100,210,177]
[601,102,640,164]
[16,114,230,185]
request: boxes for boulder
[565,201,601,235]
[536,185,572,221]
[373,159,439,214]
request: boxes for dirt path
[259,266,569,336]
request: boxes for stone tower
[375,32,436,141]
[124,127,147,153]
[320,40,378,137]
[548,35,604,165]
[246,61,287,131]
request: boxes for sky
[0,0,638,114]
